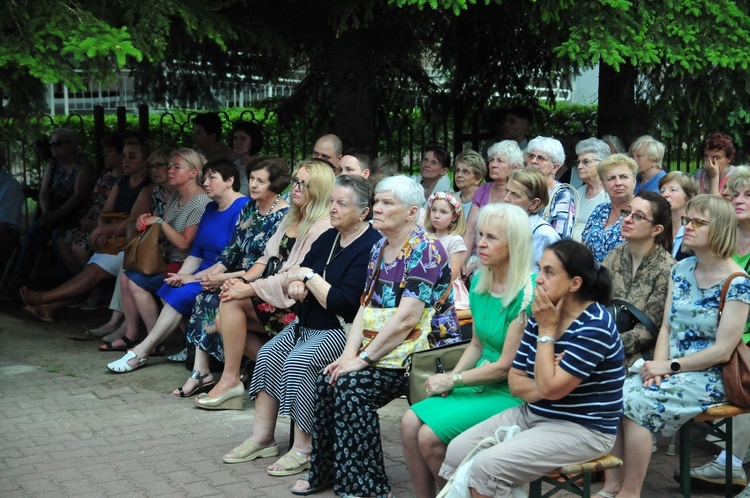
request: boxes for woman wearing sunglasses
[602,194,750,497]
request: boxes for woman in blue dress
[175,157,290,396]
[602,195,750,498]
[106,158,248,373]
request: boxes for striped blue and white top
[512,302,626,435]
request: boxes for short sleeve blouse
[365,225,460,347]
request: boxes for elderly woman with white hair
[525,136,578,240]
[292,175,459,498]
[630,135,666,195]
[462,140,524,276]
[572,137,611,241]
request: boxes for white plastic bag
[438,425,527,498]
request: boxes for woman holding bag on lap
[98,148,210,351]
[402,203,534,498]
[291,175,459,498]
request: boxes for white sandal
[107,350,148,373]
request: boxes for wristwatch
[538,336,556,344]
[302,270,316,284]
[359,350,375,365]
[670,361,681,372]
[155,218,164,225]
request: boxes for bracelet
[453,372,464,388]
[237,276,250,284]
[155,218,164,225]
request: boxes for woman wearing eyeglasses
[192,159,334,409]
[601,191,675,369]
[572,138,611,241]
[602,195,750,497]
[582,154,638,263]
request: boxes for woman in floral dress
[602,194,750,498]
[175,156,290,396]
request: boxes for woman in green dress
[401,202,534,498]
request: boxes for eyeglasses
[526,152,550,163]
[49,140,71,147]
[620,208,653,223]
[290,177,308,190]
[681,216,710,228]
[575,159,599,167]
[149,162,168,170]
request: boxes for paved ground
[0,297,742,497]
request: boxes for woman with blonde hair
[403,203,533,498]
[581,153,638,263]
[98,147,210,351]
[193,159,335,409]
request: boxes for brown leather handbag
[94,214,131,255]
[121,223,166,275]
[720,271,750,408]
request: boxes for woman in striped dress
[219,175,381,477]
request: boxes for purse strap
[610,299,660,339]
[719,271,750,319]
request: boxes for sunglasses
[290,177,308,190]
[49,140,72,147]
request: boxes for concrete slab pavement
[0,299,739,497]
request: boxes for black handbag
[404,340,471,405]
[606,299,659,360]
[261,256,282,279]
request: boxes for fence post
[94,106,105,172]
[138,104,150,138]
[117,106,127,133]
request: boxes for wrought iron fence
[2,103,709,231]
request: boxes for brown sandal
[22,304,54,323]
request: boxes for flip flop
[223,439,279,464]
[291,474,333,496]
[267,449,311,477]
[172,370,215,397]
[98,334,138,352]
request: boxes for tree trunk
[331,33,377,155]
[597,63,640,145]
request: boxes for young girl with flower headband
[425,191,469,309]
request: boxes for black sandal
[98,334,138,352]
[291,474,333,496]
[172,370,214,397]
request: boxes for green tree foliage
[1,0,234,117]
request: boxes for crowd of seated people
[12,119,750,498]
